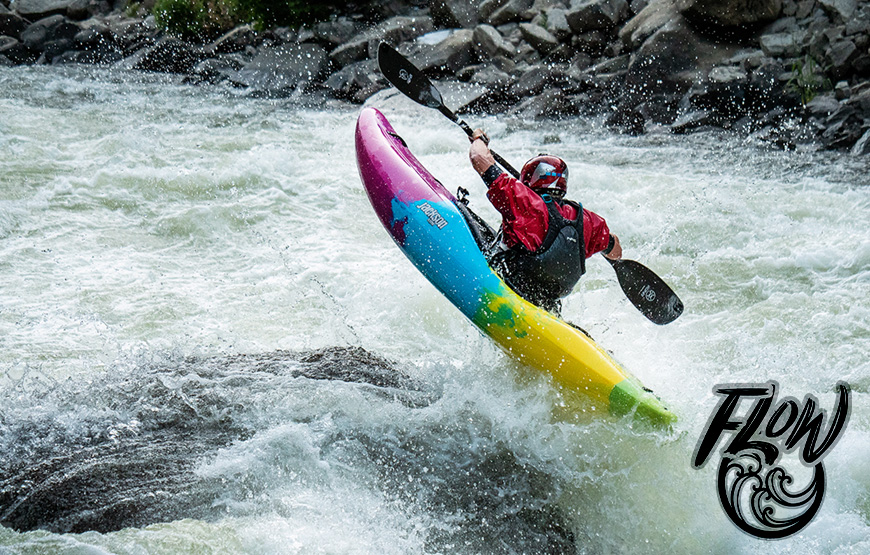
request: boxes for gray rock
[467,62,514,90]
[509,87,568,119]
[510,64,552,96]
[819,0,857,20]
[847,87,870,115]
[205,25,259,56]
[518,22,559,54]
[431,0,482,28]
[626,15,738,98]
[329,15,434,68]
[620,0,678,49]
[116,36,205,74]
[473,23,516,58]
[231,43,329,94]
[826,39,857,72]
[322,58,385,102]
[0,34,32,62]
[480,0,510,20]
[544,8,572,39]
[487,0,534,26]
[571,29,609,55]
[759,31,805,57]
[0,11,29,37]
[805,94,842,118]
[587,53,630,73]
[312,17,362,47]
[410,28,475,74]
[566,0,629,33]
[330,38,369,68]
[20,14,78,50]
[708,65,747,83]
[671,109,714,133]
[10,0,73,18]
[103,15,158,48]
[675,0,782,28]
[851,128,870,155]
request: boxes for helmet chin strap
[533,187,565,199]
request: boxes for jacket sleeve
[582,208,612,257]
[485,173,549,252]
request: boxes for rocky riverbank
[2,0,869,154]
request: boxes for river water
[0,65,868,554]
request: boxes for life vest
[492,197,586,306]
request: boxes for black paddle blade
[377,42,444,109]
[608,258,684,325]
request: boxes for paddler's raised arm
[468,129,502,184]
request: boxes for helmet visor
[530,162,568,188]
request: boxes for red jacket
[486,173,612,255]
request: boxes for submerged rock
[0,346,435,534]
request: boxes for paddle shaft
[436,105,520,178]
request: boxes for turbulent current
[1,65,868,554]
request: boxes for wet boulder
[312,16,362,47]
[675,0,782,30]
[509,87,571,119]
[329,15,434,68]
[431,0,482,28]
[204,24,259,55]
[0,35,34,63]
[0,9,29,38]
[519,22,559,55]
[10,0,74,19]
[322,58,387,103]
[231,43,329,95]
[818,0,858,22]
[411,28,475,74]
[116,36,205,74]
[19,13,78,51]
[544,7,572,39]
[486,0,534,26]
[852,129,870,155]
[759,30,806,57]
[619,0,679,50]
[566,0,630,33]
[626,15,738,99]
[472,23,516,59]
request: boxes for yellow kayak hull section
[474,290,676,428]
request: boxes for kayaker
[469,129,622,314]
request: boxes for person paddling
[469,129,622,314]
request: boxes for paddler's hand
[469,129,497,175]
[470,128,489,144]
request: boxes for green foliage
[233,0,332,30]
[152,0,341,40]
[786,55,832,106]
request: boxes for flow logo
[398,69,413,84]
[692,381,851,539]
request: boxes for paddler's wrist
[602,235,616,255]
[481,164,502,186]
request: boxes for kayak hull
[355,107,675,428]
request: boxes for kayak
[355,107,676,428]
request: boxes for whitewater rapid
[1,65,868,554]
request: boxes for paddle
[377,41,683,325]
[377,42,520,178]
[606,257,683,325]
